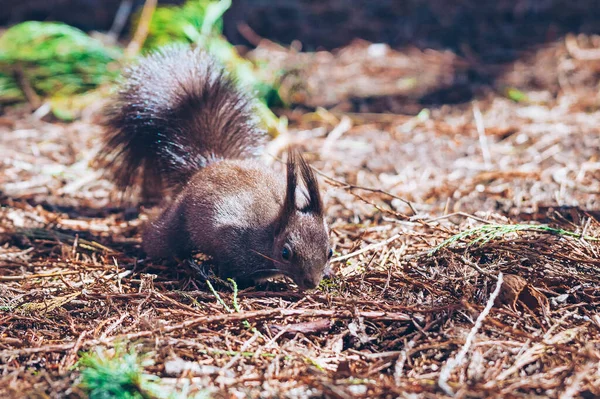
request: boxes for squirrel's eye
[328,248,333,259]
[282,245,292,261]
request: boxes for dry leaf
[495,274,549,315]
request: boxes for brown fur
[99,45,331,289]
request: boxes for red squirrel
[99,45,332,290]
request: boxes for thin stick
[220,331,261,374]
[108,0,134,40]
[424,211,491,225]
[460,256,498,279]
[321,115,352,155]
[559,362,594,399]
[13,67,41,109]
[331,234,401,263]
[0,271,80,281]
[126,0,157,57]
[438,272,504,396]
[473,102,492,170]
[312,167,418,215]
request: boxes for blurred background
[4,0,600,52]
[3,0,600,117]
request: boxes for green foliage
[504,87,529,103]
[78,346,156,399]
[205,279,233,313]
[78,346,209,399]
[429,223,600,255]
[206,278,260,333]
[0,73,24,103]
[0,3,282,130]
[142,0,228,50]
[0,22,121,104]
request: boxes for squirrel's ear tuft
[278,149,298,228]
[297,152,324,216]
[277,150,324,231]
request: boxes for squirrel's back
[99,45,266,196]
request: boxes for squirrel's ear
[297,152,324,216]
[278,149,298,228]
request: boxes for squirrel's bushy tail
[99,45,266,196]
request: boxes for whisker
[250,249,285,265]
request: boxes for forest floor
[1,36,600,398]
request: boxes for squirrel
[99,45,332,290]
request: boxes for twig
[126,0,157,57]
[220,330,261,374]
[0,271,80,281]
[580,217,591,243]
[108,0,134,40]
[473,102,492,170]
[13,67,41,109]
[393,335,418,384]
[236,22,264,47]
[312,168,417,215]
[99,313,130,340]
[559,362,594,399]
[423,212,491,225]
[321,115,352,155]
[460,256,497,279]
[59,330,88,372]
[438,272,504,396]
[331,234,401,263]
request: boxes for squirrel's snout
[298,264,332,290]
[295,275,320,290]
[302,278,318,289]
